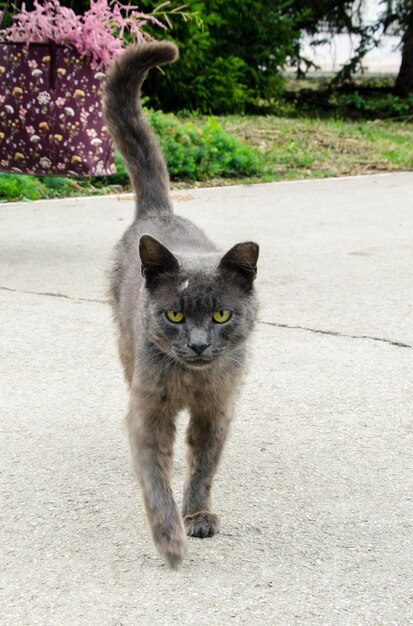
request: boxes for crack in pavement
[0,285,107,304]
[2,286,410,349]
[258,320,412,349]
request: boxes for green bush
[0,173,45,201]
[138,0,301,113]
[334,91,413,119]
[147,110,260,179]
[282,79,413,120]
[0,173,81,201]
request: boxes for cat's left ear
[219,241,259,291]
[139,234,179,287]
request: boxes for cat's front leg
[182,408,232,538]
[127,394,186,567]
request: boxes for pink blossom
[55,97,66,107]
[2,0,178,71]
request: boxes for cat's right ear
[219,241,259,292]
[139,235,179,287]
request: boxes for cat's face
[139,235,259,368]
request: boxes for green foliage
[146,109,260,179]
[334,91,413,118]
[138,0,302,113]
[188,56,254,114]
[281,76,413,120]
[0,173,83,201]
[40,176,75,194]
[96,110,261,183]
[0,173,45,201]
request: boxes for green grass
[1,113,412,201]
[217,116,413,182]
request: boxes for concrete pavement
[1,173,412,625]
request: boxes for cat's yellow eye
[166,310,185,324]
[212,310,232,324]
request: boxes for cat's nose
[187,341,210,356]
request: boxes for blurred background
[0,0,412,201]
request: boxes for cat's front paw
[184,511,220,538]
[153,522,187,568]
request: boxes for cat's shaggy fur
[103,42,259,567]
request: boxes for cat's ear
[219,241,259,291]
[139,235,179,287]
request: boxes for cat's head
[139,235,259,368]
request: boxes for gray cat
[103,42,259,567]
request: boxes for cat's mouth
[173,353,214,369]
[185,358,212,369]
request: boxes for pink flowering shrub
[2,0,184,70]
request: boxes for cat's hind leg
[127,394,186,567]
[182,407,232,538]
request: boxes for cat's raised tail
[103,42,179,218]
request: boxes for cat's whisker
[227,356,243,367]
